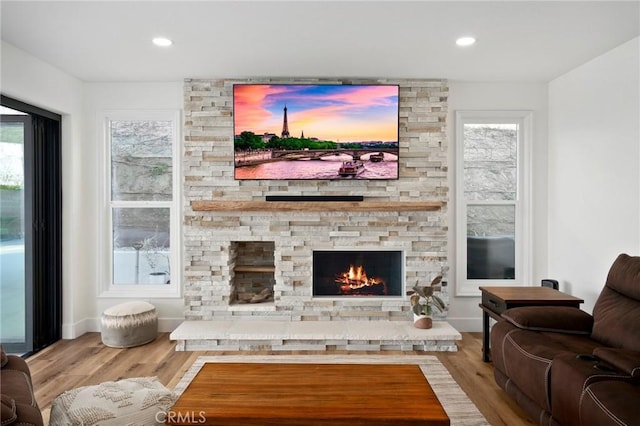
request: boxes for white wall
[82,80,550,334]
[447,82,549,331]
[84,82,184,334]
[548,37,640,313]
[1,40,551,335]
[1,42,185,337]
[8,35,635,336]
[1,41,89,339]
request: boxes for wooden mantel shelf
[191,201,442,212]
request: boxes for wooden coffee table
[166,363,450,425]
[479,286,584,362]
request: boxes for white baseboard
[61,318,93,339]
[61,317,184,339]
[447,317,483,333]
[158,318,183,332]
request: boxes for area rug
[173,355,489,426]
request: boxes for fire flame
[347,265,367,282]
[335,264,387,295]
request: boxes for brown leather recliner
[490,253,640,426]
[0,346,44,426]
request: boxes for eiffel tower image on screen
[281,105,290,138]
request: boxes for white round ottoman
[101,301,158,348]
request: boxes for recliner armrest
[593,347,640,378]
[501,306,593,335]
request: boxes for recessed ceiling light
[456,36,476,47]
[152,37,173,47]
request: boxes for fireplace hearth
[313,250,403,297]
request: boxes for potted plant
[141,233,170,284]
[408,275,447,329]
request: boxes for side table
[479,286,584,362]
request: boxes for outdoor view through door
[0,107,29,351]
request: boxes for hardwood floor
[26,332,534,425]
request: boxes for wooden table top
[167,363,450,426]
[479,286,584,304]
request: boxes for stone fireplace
[181,77,449,326]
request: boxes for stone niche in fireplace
[230,241,275,305]
[313,250,403,297]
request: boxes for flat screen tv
[233,84,399,180]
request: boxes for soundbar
[266,195,364,202]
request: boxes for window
[100,111,180,297]
[455,111,532,296]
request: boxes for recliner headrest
[605,254,640,301]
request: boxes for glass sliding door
[0,109,33,354]
[1,96,62,356]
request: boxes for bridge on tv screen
[271,148,399,160]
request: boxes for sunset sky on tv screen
[233,84,399,143]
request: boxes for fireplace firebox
[313,250,403,297]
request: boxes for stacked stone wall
[183,78,449,321]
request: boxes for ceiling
[1,1,639,83]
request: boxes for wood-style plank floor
[25,332,535,425]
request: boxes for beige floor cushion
[101,301,158,348]
[49,376,176,426]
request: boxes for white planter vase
[149,272,168,284]
[413,313,433,329]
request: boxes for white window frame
[98,110,182,298]
[455,110,532,296]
